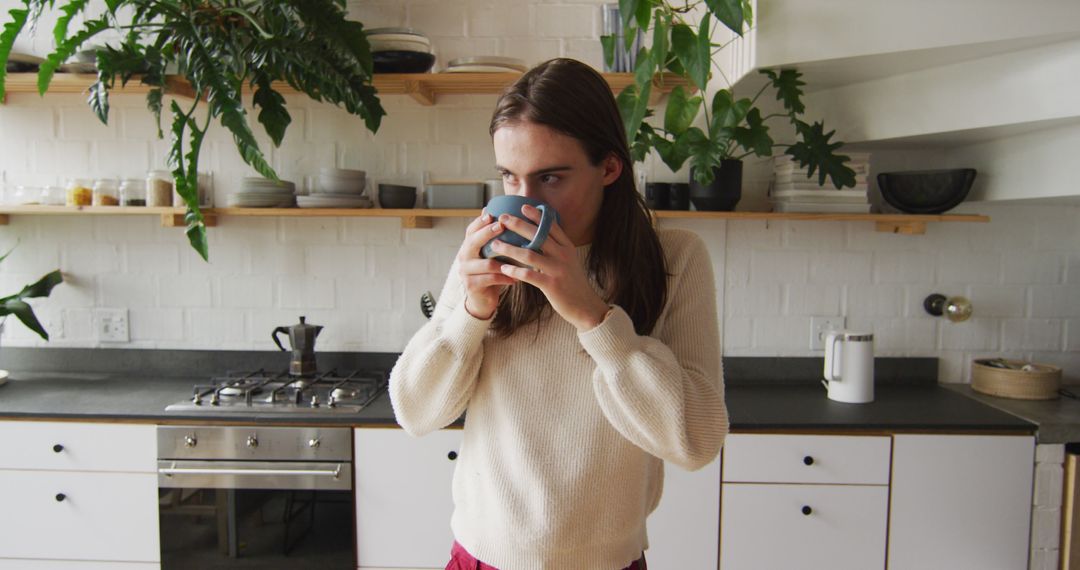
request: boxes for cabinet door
[888,434,1034,570]
[646,456,720,569]
[0,421,156,472]
[355,428,461,569]
[720,483,888,570]
[0,470,159,562]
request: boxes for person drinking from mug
[389,58,729,570]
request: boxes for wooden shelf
[0,205,988,233]
[2,72,689,106]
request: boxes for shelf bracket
[160,212,218,228]
[403,80,436,106]
[0,214,9,225]
[876,221,927,235]
[401,215,433,229]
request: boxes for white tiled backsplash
[0,0,1078,384]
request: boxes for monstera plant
[0,0,385,260]
[606,0,856,189]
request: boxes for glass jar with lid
[92,179,119,206]
[119,178,146,206]
[41,186,65,206]
[65,178,93,206]
[146,170,173,207]
[11,185,43,205]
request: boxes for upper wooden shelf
[2,71,690,106]
[0,204,989,233]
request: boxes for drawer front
[0,422,156,472]
[0,470,160,562]
[722,434,891,484]
[0,561,159,569]
[720,483,888,570]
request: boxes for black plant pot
[689,160,743,211]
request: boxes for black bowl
[876,169,976,214]
[378,184,417,209]
[372,50,436,74]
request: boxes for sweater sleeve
[577,232,728,471]
[389,262,492,436]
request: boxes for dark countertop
[0,371,1035,433]
[941,384,1080,443]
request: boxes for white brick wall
[0,0,1076,388]
[1031,443,1065,568]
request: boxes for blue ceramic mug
[480,195,560,265]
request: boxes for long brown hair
[489,58,668,337]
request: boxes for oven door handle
[159,464,343,479]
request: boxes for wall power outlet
[95,308,129,342]
[809,316,845,351]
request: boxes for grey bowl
[877,169,976,214]
[378,184,417,209]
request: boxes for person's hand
[456,213,515,319]
[487,204,610,331]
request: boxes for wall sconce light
[924,293,973,323]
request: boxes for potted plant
[605,0,857,210]
[0,0,386,259]
[0,246,63,341]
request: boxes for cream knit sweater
[390,228,728,570]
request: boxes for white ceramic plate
[8,53,45,65]
[297,195,373,209]
[443,65,525,73]
[371,39,431,53]
[447,56,527,71]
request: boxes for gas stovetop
[164,368,388,414]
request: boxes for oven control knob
[246,435,259,448]
[184,435,197,448]
[308,438,321,449]
[310,394,320,408]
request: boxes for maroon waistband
[448,541,647,570]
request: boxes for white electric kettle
[822,330,875,403]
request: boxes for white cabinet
[888,434,1035,570]
[354,427,461,569]
[646,456,721,569]
[721,483,889,569]
[720,434,891,569]
[0,421,159,566]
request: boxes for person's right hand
[457,213,515,319]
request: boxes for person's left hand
[489,204,611,332]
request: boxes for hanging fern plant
[0,0,385,260]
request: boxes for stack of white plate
[368,28,432,54]
[227,177,296,207]
[443,56,527,73]
[299,168,373,208]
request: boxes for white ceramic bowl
[317,174,366,194]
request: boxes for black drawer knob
[803,455,814,465]
[53,444,64,453]
[802,505,812,516]
[55,493,66,502]
[447,451,458,461]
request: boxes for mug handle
[525,205,555,251]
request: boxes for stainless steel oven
[157,425,355,569]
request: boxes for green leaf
[706,0,746,36]
[656,130,692,173]
[742,0,755,27]
[15,269,63,300]
[619,0,639,33]
[615,81,651,151]
[664,85,701,134]
[1,299,49,340]
[601,34,616,69]
[785,120,857,189]
[671,21,709,91]
[651,10,669,75]
[53,0,89,50]
[87,79,108,124]
[0,8,30,101]
[38,16,108,96]
[629,121,655,163]
[146,87,163,138]
[710,90,751,132]
[762,68,806,115]
[733,107,773,157]
[685,127,725,185]
[634,0,652,31]
[253,78,290,147]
